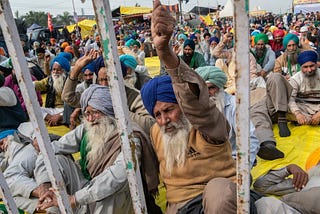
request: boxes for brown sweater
[151,124,236,203]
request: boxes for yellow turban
[305,147,320,171]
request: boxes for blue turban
[189,34,197,40]
[50,56,71,73]
[209,37,220,45]
[57,52,73,62]
[140,75,177,117]
[183,39,195,50]
[119,54,137,70]
[0,129,16,141]
[80,84,114,117]
[178,33,187,41]
[283,33,299,48]
[94,56,127,77]
[298,50,318,66]
[195,66,227,89]
[82,61,96,73]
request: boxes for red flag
[48,13,54,32]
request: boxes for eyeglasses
[84,109,101,118]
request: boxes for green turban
[283,33,299,48]
[254,33,269,44]
[131,40,141,48]
[0,73,4,87]
[195,66,227,89]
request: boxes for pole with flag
[47,12,54,38]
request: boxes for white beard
[124,72,137,88]
[52,73,66,95]
[302,71,318,89]
[212,89,225,113]
[83,116,117,162]
[160,114,192,176]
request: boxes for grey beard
[53,73,66,95]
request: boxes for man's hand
[151,0,179,69]
[31,182,51,198]
[295,112,310,125]
[37,188,57,211]
[310,111,320,125]
[47,113,62,126]
[70,49,99,80]
[286,164,308,191]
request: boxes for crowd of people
[0,0,319,213]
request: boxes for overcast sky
[10,0,293,17]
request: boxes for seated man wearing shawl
[140,1,237,213]
[34,55,71,126]
[274,33,305,79]
[288,50,320,125]
[196,66,284,162]
[180,39,206,69]
[253,148,320,214]
[35,84,159,213]
[62,51,155,135]
[251,33,276,78]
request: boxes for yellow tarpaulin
[66,19,96,39]
[293,0,320,5]
[120,6,152,15]
[200,14,213,26]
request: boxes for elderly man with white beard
[140,1,236,213]
[288,50,320,125]
[196,66,285,162]
[34,84,159,214]
[34,55,70,126]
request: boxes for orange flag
[48,12,54,32]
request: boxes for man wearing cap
[274,33,304,78]
[269,29,285,58]
[62,51,154,135]
[253,149,320,213]
[251,33,276,78]
[180,39,206,69]
[196,66,284,163]
[140,1,237,212]
[35,84,159,213]
[0,73,27,132]
[288,50,320,125]
[120,54,151,90]
[34,54,71,126]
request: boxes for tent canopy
[66,19,96,38]
[27,23,42,33]
[294,3,320,13]
[219,0,233,18]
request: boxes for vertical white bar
[233,0,250,213]
[91,0,147,213]
[0,1,72,213]
[0,171,19,214]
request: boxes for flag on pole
[48,12,53,32]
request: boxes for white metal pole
[0,171,19,214]
[0,1,72,213]
[91,0,147,213]
[233,0,250,213]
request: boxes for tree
[22,11,47,28]
[56,11,74,26]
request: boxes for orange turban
[305,147,320,171]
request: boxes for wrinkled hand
[151,0,176,51]
[71,49,99,79]
[47,113,62,126]
[310,112,320,125]
[31,183,51,198]
[295,112,310,125]
[37,188,57,211]
[286,164,308,191]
